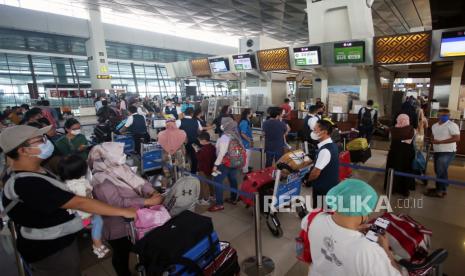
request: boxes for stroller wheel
[266,214,283,237]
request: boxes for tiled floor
[2,128,465,275]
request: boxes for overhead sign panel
[374,32,431,64]
[232,54,256,71]
[440,30,465,58]
[257,47,291,71]
[190,58,211,77]
[334,41,365,64]
[293,46,321,66]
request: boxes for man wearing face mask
[0,125,136,276]
[425,109,461,198]
[307,179,401,276]
[307,119,339,208]
[164,98,179,120]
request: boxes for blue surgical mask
[30,140,55,159]
[439,115,449,123]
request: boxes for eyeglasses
[25,135,48,146]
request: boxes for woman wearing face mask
[0,126,136,276]
[55,118,89,159]
[88,142,163,276]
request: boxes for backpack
[222,137,246,169]
[164,175,200,216]
[296,210,331,263]
[361,108,373,126]
[300,115,313,141]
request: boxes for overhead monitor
[232,54,256,71]
[209,57,230,73]
[334,41,365,64]
[293,46,321,66]
[440,30,465,57]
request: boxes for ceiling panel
[65,0,431,45]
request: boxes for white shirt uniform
[307,213,402,276]
[432,120,460,152]
[175,116,203,131]
[314,138,333,170]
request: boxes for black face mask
[317,111,324,115]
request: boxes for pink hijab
[395,114,410,128]
[158,119,186,155]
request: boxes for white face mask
[311,131,320,141]
[220,125,225,131]
[116,155,127,165]
[70,129,81,135]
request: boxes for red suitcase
[339,151,352,181]
[240,167,275,206]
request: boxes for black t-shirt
[2,171,76,263]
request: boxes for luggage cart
[112,133,135,155]
[140,142,163,174]
[263,166,310,237]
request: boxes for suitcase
[203,243,240,276]
[346,138,369,151]
[170,232,222,275]
[338,151,352,181]
[349,148,371,163]
[94,123,112,143]
[240,167,275,206]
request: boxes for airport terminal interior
[1,0,465,275]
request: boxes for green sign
[334,41,365,64]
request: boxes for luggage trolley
[140,142,163,174]
[263,165,310,237]
[112,133,135,155]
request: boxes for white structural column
[306,0,375,44]
[448,60,464,111]
[86,8,111,90]
[358,67,369,102]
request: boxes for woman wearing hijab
[158,118,187,174]
[384,114,416,197]
[208,117,244,212]
[88,142,163,276]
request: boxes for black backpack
[361,108,373,126]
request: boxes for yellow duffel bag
[346,138,369,151]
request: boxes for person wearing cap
[0,125,136,276]
[307,119,340,207]
[307,179,401,276]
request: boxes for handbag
[411,137,426,173]
[134,205,171,240]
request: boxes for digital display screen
[334,41,365,64]
[209,57,230,73]
[232,54,255,70]
[440,30,465,57]
[293,46,321,66]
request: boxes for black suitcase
[349,148,372,163]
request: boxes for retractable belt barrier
[163,162,254,199]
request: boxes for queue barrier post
[261,148,265,169]
[8,220,26,276]
[387,168,394,202]
[241,192,275,275]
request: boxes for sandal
[225,198,238,205]
[208,205,224,212]
[424,189,445,198]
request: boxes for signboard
[232,54,255,71]
[375,32,431,64]
[97,75,112,79]
[293,46,321,66]
[440,30,465,57]
[257,47,291,71]
[334,41,365,64]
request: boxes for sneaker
[208,205,224,212]
[197,199,210,206]
[93,245,110,259]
